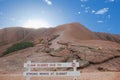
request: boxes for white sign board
[24,60,80,80]
[24,62,79,68]
[24,71,80,76]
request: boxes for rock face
[0,27,32,46]
[0,27,55,46]
[0,22,120,74]
[95,32,120,44]
[55,23,99,41]
[50,22,100,49]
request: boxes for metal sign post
[26,61,31,80]
[73,60,77,80]
[24,60,80,80]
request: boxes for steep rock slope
[50,22,100,49]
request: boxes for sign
[24,71,80,76]
[24,62,79,68]
[23,60,80,80]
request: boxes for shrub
[3,42,34,55]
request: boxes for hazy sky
[0,0,120,34]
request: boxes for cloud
[105,0,115,2]
[85,7,90,10]
[80,0,88,2]
[95,8,109,15]
[107,15,111,19]
[81,4,85,7]
[97,20,104,23]
[43,0,52,5]
[91,10,96,14]
[82,6,90,13]
[78,12,81,14]
[109,0,115,2]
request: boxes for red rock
[0,22,120,74]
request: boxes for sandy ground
[0,72,120,80]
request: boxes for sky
[0,0,120,34]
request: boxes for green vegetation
[3,42,34,55]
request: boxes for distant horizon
[0,22,120,35]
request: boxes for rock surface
[0,22,120,74]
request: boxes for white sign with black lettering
[23,60,80,80]
[24,71,80,76]
[24,62,79,68]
